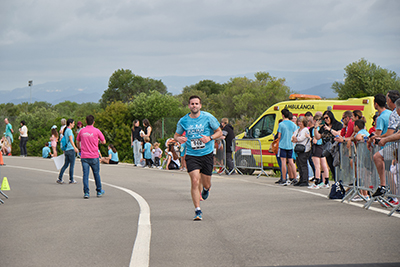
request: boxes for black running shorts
[185,152,214,176]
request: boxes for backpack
[60,135,68,151]
[329,180,345,199]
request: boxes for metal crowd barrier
[232,138,267,178]
[337,141,400,216]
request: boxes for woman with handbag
[292,116,311,186]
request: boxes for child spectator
[369,114,378,135]
[166,143,180,170]
[50,125,58,157]
[0,136,11,156]
[143,136,153,168]
[100,144,119,164]
[152,142,162,167]
[42,142,52,158]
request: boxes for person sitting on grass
[100,144,119,164]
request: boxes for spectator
[309,114,330,189]
[131,119,143,166]
[373,93,391,137]
[56,119,79,184]
[143,136,153,168]
[221,118,235,174]
[272,119,286,184]
[350,119,370,201]
[0,136,11,156]
[141,118,152,143]
[76,115,106,199]
[42,142,52,158]
[76,121,83,135]
[369,114,378,135]
[19,120,28,157]
[292,116,311,186]
[152,142,162,168]
[50,125,58,157]
[277,108,298,185]
[335,111,354,143]
[4,118,14,154]
[100,144,119,164]
[166,143,180,170]
[314,110,343,181]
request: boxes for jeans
[20,136,28,156]
[58,149,76,181]
[133,140,142,166]
[81,158,102,194]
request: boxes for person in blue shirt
[374,93,391,137]
[277,108,298,186]
[56,119,79,184]
[143,137,153,168]
[174,95,222,221]
[42,142,52,158]
[100,144,119,164]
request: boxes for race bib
[191,139,205,150]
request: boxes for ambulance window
[252,114,276,138]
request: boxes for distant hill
[296,83,338,99]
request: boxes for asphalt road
[0,156,399,267]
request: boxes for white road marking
[5,165,151,267]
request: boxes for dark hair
[189,95,201,104]
[20,120,26,125]
[51,128,59,138]
[143,118,150,127]
[305,111,313,117]
[288,112,293,120]
[354,119,365,130]
[86,115,94,125]
[372,114,378,126]
[374,93,386,108]
[45,142,49,147]
[63,119,74,135]
[132,119,140,130]
[168,143,179,160]
[387,90,400,104]
[281,108,290,119]
[343,110,352,119]
[322,110,338,126]
[109,144,117,153]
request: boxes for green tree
[332,58,400,99]
[54,101,79,117]
[95,101,132,162]
[128,91,187,124]
[100,69,168,108]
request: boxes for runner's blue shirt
[176,111,220,156]
[277,120,297,150]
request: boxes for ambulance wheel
[235,149,256,175]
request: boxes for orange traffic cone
[0,152,4,166]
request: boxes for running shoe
[275,179,283,184]
[84,193,90,199]
[56,179,64,184]
[193,210,202,221]
[372,186,387,197]
[380,198,399,208]
[201,187,210,200]
[97,190,105,197]
[322,183,330,189]
[351,196,364,202]
[317,182,325,188]
[308,184,320,189]
[69,180,77,184]
[282,180,292,186]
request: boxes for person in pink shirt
[76,115,106,199]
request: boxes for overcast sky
[0,0,399,91]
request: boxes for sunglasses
[323,117,329,120]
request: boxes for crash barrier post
[212,138,227,175]
[232,138,268,178]
[336,142,356,203]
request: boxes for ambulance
[235,94,376,174]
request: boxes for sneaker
[201,187,210,200]
[56,179,64,184]
[275,179,283,184]
[97,190,105,197]
[158,166,163,169]
[69,180,77,184]
[380,199,399,208]
[144,166,149,168]
[351,196,364,202]
[372,186,387,197]
[193,210,202,221]
[282,180,292,186]
[322,183,330,189]
[308,184,320,189]
[84,193,90,199]
[365,196,370,201]
[317,182,325,188]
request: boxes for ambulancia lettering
[284,104,315,110]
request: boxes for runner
[174,95,222,221]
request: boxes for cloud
[0,0,399,91]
